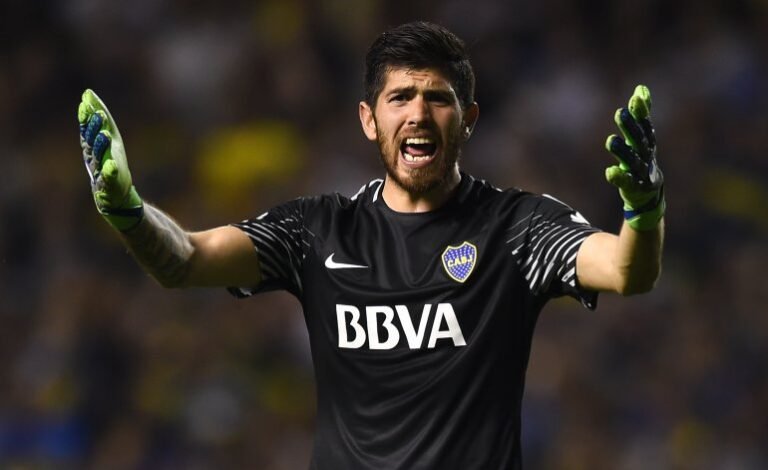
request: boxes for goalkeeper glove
[78,89,144,232]
[605,84,665,231]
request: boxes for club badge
[441,241,477,283]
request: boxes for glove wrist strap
[101,205,145,232]
[623,187,664,219]
[624,188,665,231]
[97,186,144,232]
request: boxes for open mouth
[400,137,438,166]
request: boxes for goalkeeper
[77,21,664,469]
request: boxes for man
[78,21,664,470]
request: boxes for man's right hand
[78,89,144,232]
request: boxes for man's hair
[364,21,475,110]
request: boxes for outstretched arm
[578,220,663,295]
[117,205,261,288]
[78,89,261,288]
[576,85,665,295]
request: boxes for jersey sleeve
[227,198,309,299]
[515,194,602,309]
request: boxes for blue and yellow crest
[441,241,478,283]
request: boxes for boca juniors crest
[441,241,478,283]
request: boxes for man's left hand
[604,84,665,231]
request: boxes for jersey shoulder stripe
[349,178,384,202]
[500,190,600,309]
[230,199,312,298]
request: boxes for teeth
[403,152,432,162]
[405,137,434,145]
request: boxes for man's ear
[359,101,378,142]
[462,102,479,140]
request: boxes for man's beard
[376,126,462,196]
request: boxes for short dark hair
[364,21,475,110]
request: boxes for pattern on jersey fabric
[350,178,384,202]
[228,199,311,298]
[506,194,600,307]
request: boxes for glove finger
[628,85,656,160]
[94,158,120,208]
[628,85,651,120]
[84,111,108,147]
[606,134,636,169]
[637,117,656,149]
[606,134,653,184]
[616,110,656,166]
[78,101,90,124]
[78,101,91,142]
[81,89,117,137]
[92,130,112,165]
[614,107,648,154]
[605,165,635,189]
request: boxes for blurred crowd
[1,0,767,468]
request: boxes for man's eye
[389,94,406,103]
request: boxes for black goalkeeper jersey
[230,173,600,470]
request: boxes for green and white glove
[605,84,665,231]
[78,89,144,232]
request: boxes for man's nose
[406,96,431,126]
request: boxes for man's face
[359,67,478,196]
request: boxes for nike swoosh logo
[325,253,368,269]
[570,211,590,224]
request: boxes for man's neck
[381,169,462,213]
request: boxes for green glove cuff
[624,192,665,231]
[97,185,144,232]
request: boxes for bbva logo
[336,303,467,350]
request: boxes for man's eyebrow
[385,85,454,96]
[385,86,417,96]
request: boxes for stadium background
[1,0,767,468]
